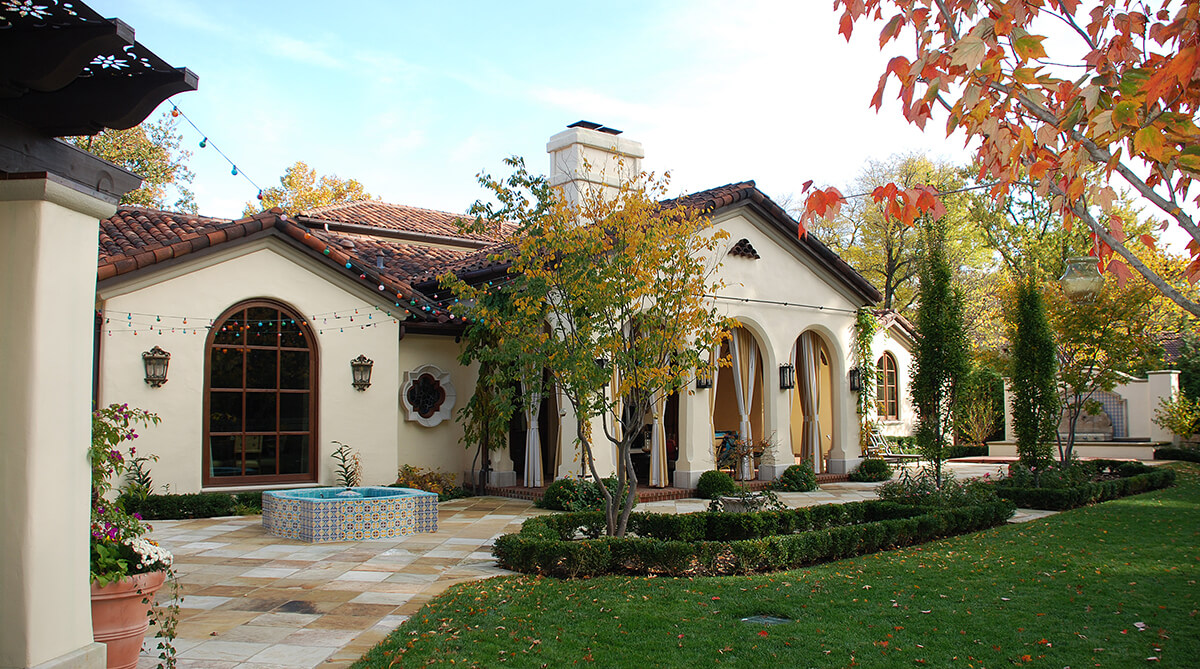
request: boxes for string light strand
[169,102,265,199]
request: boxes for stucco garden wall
[97,238,406,493]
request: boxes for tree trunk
[616,441,639,537]
[576,418,617,536]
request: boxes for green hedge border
[944,445,989,459]
[993,464,1176,511]
[120,491,262,519]
[1155,447,1200,464]
[493,499,1014,578]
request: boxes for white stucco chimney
[547,120,644,210]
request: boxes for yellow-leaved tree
[243,161,373,216]
[445,157,731,536]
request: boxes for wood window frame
[876,352,899,420]
[202,299,319,487]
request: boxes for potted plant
[90,404,178,669]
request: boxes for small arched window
[203,299,317,486]
[876,352,899,420]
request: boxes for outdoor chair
[866,428,921,462]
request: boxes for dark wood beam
[0,121,141,203]
[0,18,134,96]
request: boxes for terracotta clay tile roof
[662,181,758,213]
[303,227,478,282]
[99,208,233,262]
[874,308,917,339]
[97,207,442,321]
[411,243,511,286]
[301,200,505,243]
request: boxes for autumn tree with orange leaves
[803,0,1200,318]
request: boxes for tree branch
[1050,180,1200,317]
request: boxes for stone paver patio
[140,461,1030,669]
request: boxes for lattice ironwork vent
[729,238,760,259]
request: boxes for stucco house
[93,123,916,495]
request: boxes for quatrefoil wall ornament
[401,365,456,427]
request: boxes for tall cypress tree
[910,217,969,486]
[1008,274,1059,481]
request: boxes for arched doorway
[203,299,318,486]
[711,327,765,479]
[790,330,835,473]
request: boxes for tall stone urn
[91,570,167,669]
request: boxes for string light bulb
[199,138,207,148]
[231,166,238,176]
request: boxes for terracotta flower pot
[90,570,167,669]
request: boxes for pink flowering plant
[90,403,170,585]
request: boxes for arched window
[876,352,899,420]
[204,300,317,486]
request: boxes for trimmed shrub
[537,477,637,513]
[775,463,818,491]
[1155,447,1200,463]
[848,458,893,482]
[120,492,239,519]
[696,470,737,499]
[944,445,989,459]
[493,499,1014,578]
[993,465,1176,511]
[536,478,581,511]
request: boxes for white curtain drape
[729,329,757,480]
[799,332,821,473]
[522,380,543,488]
[649,391,669,487]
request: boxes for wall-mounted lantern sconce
[595,358,609,386]
[695,369,713,389]
[849,367,861,392]
[779,363,796,390]
[142,346,170,388]
[350,355,374,391]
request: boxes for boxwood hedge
[493,498,1014,578]
[120,491,263,519]
[993,460,1176,511]
[1155,447,1200,464]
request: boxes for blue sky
[94,1,972,219]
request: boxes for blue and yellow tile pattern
[262,487,438,542]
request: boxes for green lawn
[355,463,1200,668]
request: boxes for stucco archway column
[0,176,124,669]
[487,442,516,488]
[757,378,792,481]
[673,377,716,489]
[826,383,853,469]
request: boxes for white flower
[128,537,173,570]
[90,54,128,70]
[4,1,50,19]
